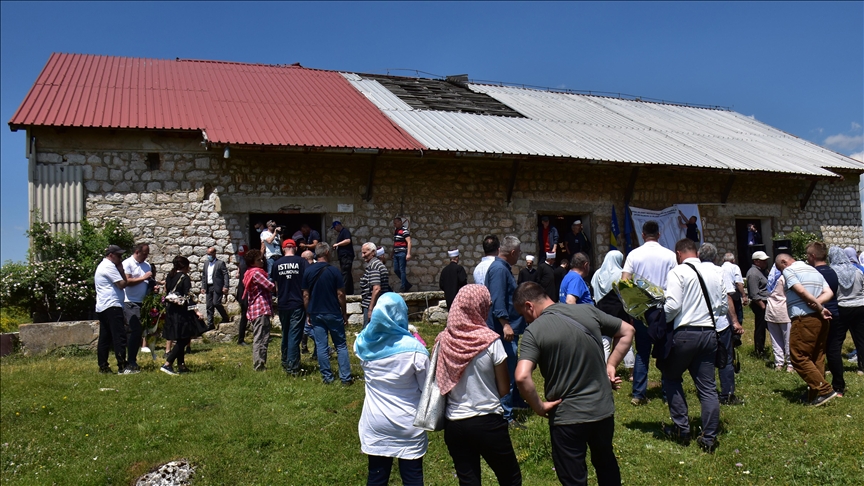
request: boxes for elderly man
[515,281,634,485]
[439,249,467,309]
[536,252,558,302]
[473,235,499,285]
[560,252,593,305]
[95,245,130,373]
[359,242,390,327]
[775,252,836,406]
[272,239,307,375]
[485,235,528,427]
[391,216,413,292]
[201,247,229,330]
[746,251,772,359]
[662,238,727,453]
[517,255,537,285]
[564,219,591,259]
[243,249,276,371]
[121,243,156,374]
[700,244,745,405]
[302,243,353,385]
[721,252,748,326]
[620,220,678,406]
[330,221,355,295]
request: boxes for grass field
[1,311,862,485]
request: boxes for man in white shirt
[620,220,677,406]
[700,244,745,406]
[121,243,155,374]
[661,238,727,453]
[94,245,130,374]
[721,253,748,325]
[260,220,281,276]
[473,235,499,285]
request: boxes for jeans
[205,286,229,328]
[500,335,527,421]
[826,306,864,392]
[632,320,652,400]
[123,302,143,367]
[361,306,370,329]
[444,414,522,486]
[393,252,411,291]
[789,313,832,401]
[661,326,720,443]
[716,327,735,400]
[549,416,620,486]
[265,256,277,277]
[97,306,127,370]
[311,314,352,383]
[339,254,355,295]
[366,455,423,486]
[279,307,306,372]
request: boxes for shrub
[773,226,820,261]
[0,305,30,333]
[0,217,135,322]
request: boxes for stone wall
[30,127,864,300]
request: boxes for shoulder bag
[683,263,728,369]
[413,342,447,432]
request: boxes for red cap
[281,239,296,249]
[237,244,249,255]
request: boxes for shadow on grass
[773,386,807,404]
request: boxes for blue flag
[610,205,620,251]
[623,204,633,253]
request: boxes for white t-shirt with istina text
[94,259,125,313]
[445,339,507,420]
[123,256,151,303]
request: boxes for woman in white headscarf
[591,250,636,373]
[827,247,864,389]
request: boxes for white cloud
[824,122,864,152]
[850,151,864,162]
[852,122,862,131]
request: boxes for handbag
[165,274,190,305]
[413,342,447,432]
[684,263,728,369]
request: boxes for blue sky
[2,1,862,263]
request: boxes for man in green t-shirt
[514,282,634,486]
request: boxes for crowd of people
[91,217,863,485]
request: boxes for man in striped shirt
[360,242,390,327]
[392,216,413,292]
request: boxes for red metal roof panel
[9,53,425,150]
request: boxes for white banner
[630,204,703,251]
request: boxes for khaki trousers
[789,313,832,400]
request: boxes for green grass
[2,311,863,485]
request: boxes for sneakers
[121,365,141,375]
[696,435,718,453]
[662,424,691,446]
[810,391,838,407]
[719,394,744,406]
[140,346,151,353]
[631,397,649,406]
[160,364,178,375]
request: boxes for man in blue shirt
[559,252,594,305]
[271,239,307,375]
[302,242,353,385]
[484,235,528,427]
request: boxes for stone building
[9,54,864,301]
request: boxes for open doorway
[734,218,770,271]
[536,213,592,266]
[248,213,325,253]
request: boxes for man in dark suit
[439,249,467,309]
[535,252,558,302]
[517,255,538,285]
[201,246,230,329]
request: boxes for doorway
[734,218,770,271]
[536,213,592,266]
[248,213,325,253]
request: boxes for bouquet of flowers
[141,292,166,360]
[614,275,665,320]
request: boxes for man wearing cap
[331,221,355,295]
[360,242,391,328]
[439,249,467,309]
[392,216,413,292]
[201,247,230,330]
[235,244,250,345]
[565,220,591,259]
[94,245,131,373]
[540,216,559,258]
[271,238,307,374]
[536,252,559,302]
[518,255,538,285]
[121,243,156,374]
[621,220,678,406]
[260,221,282,276]
[560,252,594,305]
[747,251,772,359]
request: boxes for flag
[610,205,620,251]
[623,204,633,253]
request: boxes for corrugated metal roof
[344,74,861,176]
[9,53,424,150]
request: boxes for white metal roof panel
[341,73,862,177]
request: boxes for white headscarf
[591,250,624,302]
[830,246,856,290]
